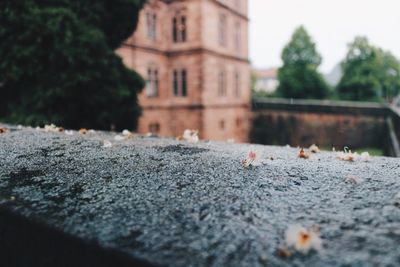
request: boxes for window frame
[172,14,187,43]
[146,66,159,98]
[234,20,241,52]
[234,70,241,97]
[218,68,227,97]
[146,11,157,41]
[172,68,188,97]
[218,14,227,46]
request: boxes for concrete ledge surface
[1,125,400,266]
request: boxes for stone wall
[250,98,390,153]
[1,126,400,266]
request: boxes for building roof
[254,68,278,79]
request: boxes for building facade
[116,0,250,142]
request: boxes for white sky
[249,0,400,73]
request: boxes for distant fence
[251,98,400,157]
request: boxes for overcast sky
[249,0,400,73]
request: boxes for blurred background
[1,0,400,156]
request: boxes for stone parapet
[1,126,400,266]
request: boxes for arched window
[148,122,160,134]
[173,68,188,97]
[219,120,225,130]
[219,14,227,46]
[234,70,241,97]
[146,11,157,40]
[173,14,187,43]
[218,68,226,96]
[146,67,159,97]
[234,21,241,52]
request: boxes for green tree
[377,50,400,101]
[0,0,145,130]
[276,26,330,99]
[337,36,400,101]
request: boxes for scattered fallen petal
[146,132,157,137]
[298,148,309,159]
[65,130,74,136]
[0,127,9,134]
[88,129,96,134]
[285,224,322,254]
[44,124,64,132]
[79,128,87,135]
[242,150,259,167]
[242,158,251,168]
[337,147,357,162]
[122,129,131,136]
[344,175,364,184]
[122,129,134,139]
[248,151,257,161]
[309,144,320,153]
[182,129,199,143]
[102,140,112,148]
[114,135,125,141]
[17,125,23,129]
[360,151,371,162]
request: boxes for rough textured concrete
[1,125,400,267]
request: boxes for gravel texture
[1,125,400,266]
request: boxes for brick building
[116,0,250,142]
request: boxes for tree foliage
[276,26,330,99]
[0,0,145,130]
[337,36,400,101]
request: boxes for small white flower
[17,125,23,129]
[188,134,199,143]
[44,124,64,132]
[122,129,131,136]
[88,129,96,134]
[337,147,358,162]
[65,130,74,136]
[182,129,192,140]
[102,140,112,148]
[44,124,57,132]
[285,225,322,254]
[114,135,125,141]
[309,144,320,153]
[182,129,199,143]
[242,150,260,167]
[360,152,371,162]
